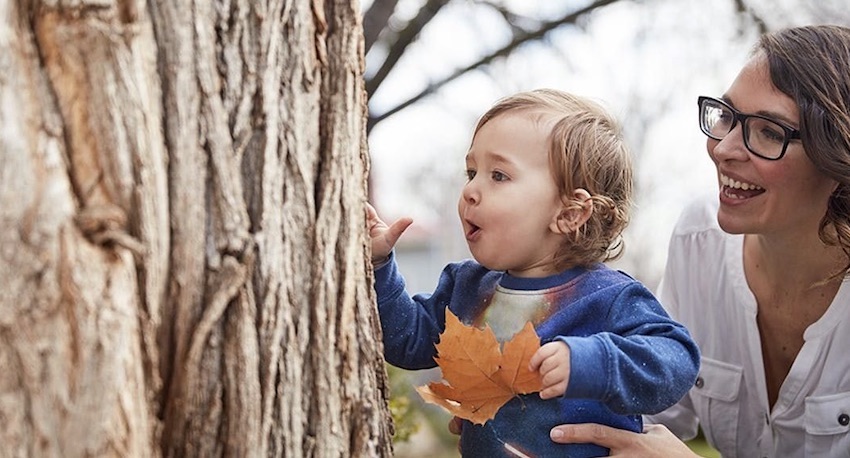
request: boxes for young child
[368,89,700,457]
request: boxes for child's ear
[552,188,593,234]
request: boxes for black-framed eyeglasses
[698,96,801,160]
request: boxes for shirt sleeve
[642,220,701,440]
[644,393,700,441]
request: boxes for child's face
[458,112,567,277]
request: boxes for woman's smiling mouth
[720,173,765,200]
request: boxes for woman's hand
[549,423,701,457]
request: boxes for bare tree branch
[366,0,452,97]
[734,0,768,34]
[363,0,400,54]
[367,0,624,132]
[479,0,542,35]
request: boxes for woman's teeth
[721,174,763,191]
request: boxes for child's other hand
[529,341,571,400]
[366,203,413,265]
[447,416,463,454]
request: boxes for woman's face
[709,54,838,238]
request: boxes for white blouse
[647,195,850,458]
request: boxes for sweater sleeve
[643,200,712,440]
[374,254,496,370]
[557,282,701,415]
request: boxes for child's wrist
[371,255,390,268]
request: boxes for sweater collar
[499,264,603,290]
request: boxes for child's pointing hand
[366,203,413,265]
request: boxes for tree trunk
[0,0,393,456]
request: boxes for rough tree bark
[0,0,393,456]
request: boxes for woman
[551,24,850,456]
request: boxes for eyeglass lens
[700,98,788,160]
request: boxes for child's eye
[465,169,476,181]
[491,171,508,182]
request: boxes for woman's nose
[710,124,750,162]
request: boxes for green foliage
[387,365,420,443]
[686,429,721,457]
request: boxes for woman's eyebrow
[721,95,799,127]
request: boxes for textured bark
[0,0,392,456]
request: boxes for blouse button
[839,413,850,426]
[694,376,704,389]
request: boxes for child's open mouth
[465,223,481,240]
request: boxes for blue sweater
[375,256,700,457]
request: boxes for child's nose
[461,181,480,205]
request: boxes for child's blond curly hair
[472,89,633,270]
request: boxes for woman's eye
[760,126,785,144]
[750,117,788,144]
[465,169,476,180]
[491,171,508,182]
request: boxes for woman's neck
[743,230,846,410]
[744,232,847,289]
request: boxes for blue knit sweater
[375,255,700,457]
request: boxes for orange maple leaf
[415,309,543,425]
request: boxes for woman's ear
[552,188,593,234]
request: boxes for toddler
[368,89,699,457]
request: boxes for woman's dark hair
[758,25,850,277]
